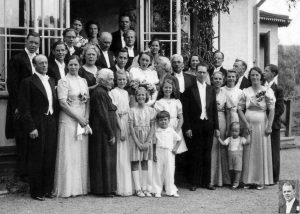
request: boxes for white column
[176,0,181,55]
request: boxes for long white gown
[54,74,89,197]
[110,87,133,196]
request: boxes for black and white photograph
[0,0,299,213]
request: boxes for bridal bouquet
[255,90,266,103]
[128,79,155,96]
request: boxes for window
[0,0,69,92]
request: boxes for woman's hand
[265,126,272,136]
[78,116,89,127]
[109,137,116,145]
[245,122,252,135]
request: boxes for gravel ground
[1,148,299,214]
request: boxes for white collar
[25,48,36,57]
[197,80,206,87]
[174,71,183,77]
[265,79,275,88]
[126,46,134,50]
[35,72,49,81]
[116,64,125,71]
[55,59,65,67]
[156,127,171,132]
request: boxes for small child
[218,122,250,189]
[152,111,181,198]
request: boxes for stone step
[280,136,297,149]
[280,128,286,138]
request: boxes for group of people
[5,12,285,202]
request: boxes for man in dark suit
[208,50,227,79]
[182,62,220,191]
[124,30,138,69]
[170,54,195,97]
[18,54,58,201]
[111,13,132,54]
[6,32,40,179]
[264,64,285,184]
[47,41,68,86]
[110,48,129,86]
[96,32,115,68]
[233,59,250,90]
[279,182,299,213]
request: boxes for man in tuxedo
[208,50,227,79]
[47,41,68,86]
[124,30,138,69]
[171,54,195,96]
[110,48,129,86]
[182,62,219,191]
[264,64,285,184]
[233,59,250,90]
[97,32,115,68]
[6,32,40,179]
[111,13,132,54]
[18,54,58,201]
[279,182,299,213]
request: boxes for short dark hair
[213,50,224,59]
[248,67,265,85]
[66,55,81,65]
[85,20,101,38]
[196,62,209,71]
[63,28,76,37]
[149,38,161,48]
[26,32,40,40]
[72,17,83,24]
[51,40,67,51]
[265,64,279,76]
[156,110,170,120]
[137,51,153,67]
[119,13,131,22]
[116,48,129,57]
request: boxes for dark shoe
[189,186,197,191]
[45,193,55,198]
[103,193,114,197]
[207,185,216,190]
[32,196,45,201]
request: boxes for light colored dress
[210,88,231,186]
[110,87,133,196]
[238,86,275,185]
[129,106,156,161]
[54,74,89,197]
[222,86,243,123]
[154,98,187,154]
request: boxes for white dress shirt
[126,46,135,57]
[213,65,222,74]
[286,198,296,214]
[197,81,208,120]
[264,79,276,89]
[120,30,125,48]
[55,59,66,79]
[68,46,75,55]
[102,50,111,68]
[155,127,181,151]
[174,72,185,93]
[25,48,37,74]
[35,72,53,115]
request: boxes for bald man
[18,54,58,201]
[96,32,115,68]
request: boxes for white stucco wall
[213,0,257,71]
[260,22,279,66]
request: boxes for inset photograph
[279,180,300,213]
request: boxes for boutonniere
[255,90,266,103]
[79,92,88,103]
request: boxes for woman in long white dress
[54,55,90,197]
[110,71,133,196]
[238,67,275,190]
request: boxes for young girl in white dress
[129,87,156,197]
[110,71,133,196]
[154,78,187,154]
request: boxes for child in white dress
[153,111,181,198]
[129,87,156,197]
[110,71,133,196]
[218,122,250,189]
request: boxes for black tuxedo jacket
[208,66,227,77]
[47,60,68,86]
[279,198,299,213]
[111,30,123,55]
[18,74,58,134]
[96,49,115,68]
[124,46,138,70]
[6,50,34,138]
[270,83,284,130]
[239,76,251,90]
[182,82,219,132]
[48,46,82,63]
[172,72,195,92]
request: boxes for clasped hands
[137,141,151,151]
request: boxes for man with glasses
[208,50,227,78]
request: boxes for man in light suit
[264,64,285,184]
[6,32,40,180]
[96,32,115,68]
[18,54,58,201]
[182,62,220,191]
[111,13,132,54]
[279,182,299,213]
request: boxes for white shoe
[143,190,152,197]
[172,193,180,197]
[154,193,161,198]
[136,190,145,197]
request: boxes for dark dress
[78,66,99,88]
[89,85,118,195]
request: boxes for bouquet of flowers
[78,92,88,103]
[255,90,266,103]
[128,79,156,96]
